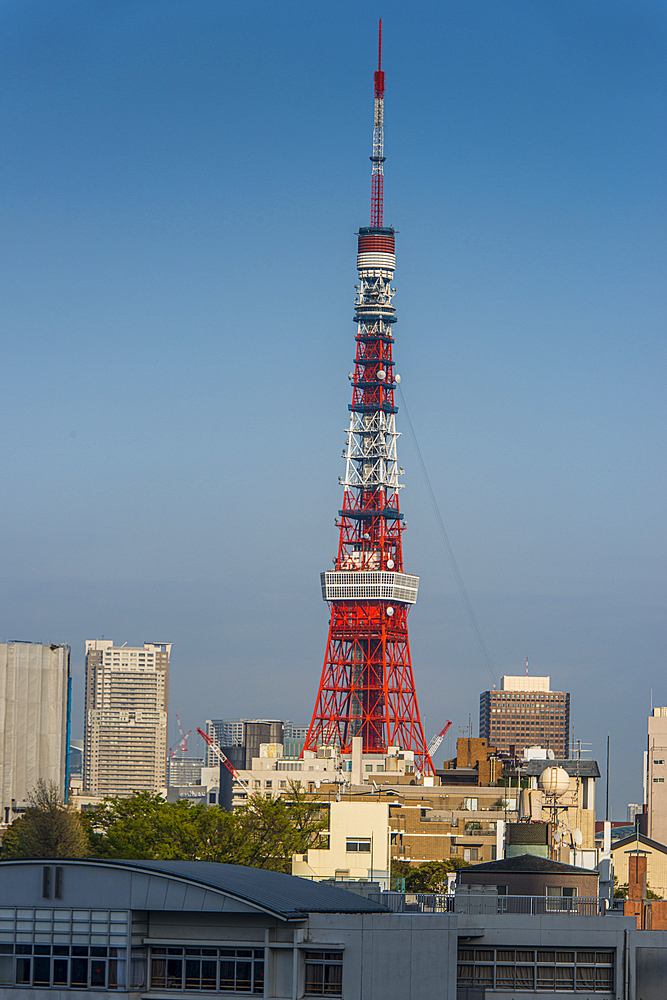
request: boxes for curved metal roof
[0,858,388,919]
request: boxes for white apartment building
[645,708,667,845]
[83,640,170,796]
[0,641,71,823]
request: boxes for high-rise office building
[205,719,284,769]
[0,641,71,823]
[83,640,170,796]
[167,756,204,787]
[479,675,570,756]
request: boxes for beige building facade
[646,708,667,846]
[612,833,667,900]
[83,639,170,796]
[292,800,390,886]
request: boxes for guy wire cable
[397,383,498,688]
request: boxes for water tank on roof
[538,766,570,796]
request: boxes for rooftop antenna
[525,656,528,677]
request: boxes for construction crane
[415,722,452,777]
[197,727,250,795]
[168,715,192,759]
[175,714,191,753]
[428,720,452,758]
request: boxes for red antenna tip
[374,19,385,97]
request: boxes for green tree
[1,780,90,859]
[89,784,325,873]
[89,792,216,860]
[401,859,468,892]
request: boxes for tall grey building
[205,719,285,769]
[0,641,71,824]
[84,640,170,796]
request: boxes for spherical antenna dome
[538,766,570,796]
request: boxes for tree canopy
[0,780,90,859]
[85,783,326,872]
[391,858,468,892]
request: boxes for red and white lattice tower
[303,23,433,775]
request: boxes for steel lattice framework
[303,23,433,775]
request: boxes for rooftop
[0,859,388,920]
[459,853,595,876]
[522,759,601,778]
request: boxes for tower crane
[415,721,452,777]
[197,727,251,795]
[175,714,191,753]
[168,715,193,759]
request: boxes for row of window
[150,947,264,993]
[457,948,614,993]
[0,944,342,995]
[0,945,125,990]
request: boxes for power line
[398,384,498,689]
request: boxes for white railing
[369,893,607,916]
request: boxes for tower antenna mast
[371,19,386,227]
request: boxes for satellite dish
[377,369,386,380]
[386,558,395,569]
[573,829,583,847]
[395,374,401,383]
[547,749,555,760]
[348,372,354,380]
[554,830,562,843]
[315,781,321,788]
[386,607,394,617]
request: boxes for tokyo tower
[303,22,433,775]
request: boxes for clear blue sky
[1,0,665,817]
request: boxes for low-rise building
[457,853,599,898]
[292,800,390,887]
[612,833,667,900]
[2,857,665,999]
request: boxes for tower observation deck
[303,23,433,775]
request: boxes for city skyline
[0,1,665,817]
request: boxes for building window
[654,759,664,765]
[346,839,371,853]
[463,848,478,862]
[653,777,664,783]
[457,947,614,993]
[304,951,343,996]
[150,946,264,993]
[5,944,121,989]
